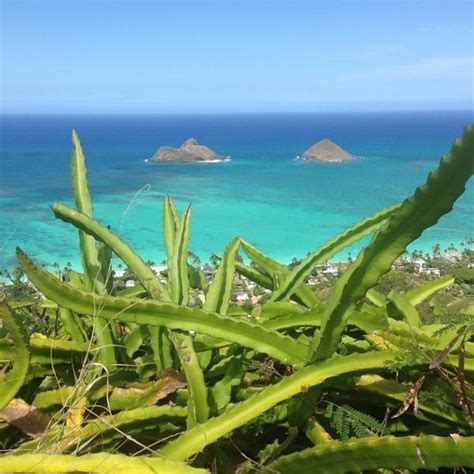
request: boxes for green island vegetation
[0,126,473,473]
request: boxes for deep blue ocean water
[0,112,472,270]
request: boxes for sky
[0,0,473,113]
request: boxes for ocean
[0,111,472,271]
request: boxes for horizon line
[1,108,473,116]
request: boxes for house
[201,264,214,281]
[412,258,426,274]
[322,264,339,277]
[235,293,250,304]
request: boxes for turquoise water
[0,112,472,270]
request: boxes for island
[148,138,227,163]
[300,138,353,162]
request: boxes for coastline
[2,240,470,276]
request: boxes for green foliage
[1,126,472,472]
[328,404,385,440]
[268,435,474,473]
[310,124,474,362]
[0,301,29,409]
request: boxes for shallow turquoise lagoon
[0,112,472,270]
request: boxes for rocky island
[148,138,227,163]
[300,138,353,162]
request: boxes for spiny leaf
[169,205,191,305]
[70,131,116,366]
[406,274,455,306]
[53,202,169,300]
[0,301,29,410]
[163,194,180,260]
[159,351,396,461]
[0,453,205,473]
[268,435,474,473]
[270,202,401,303]
[17,248,307,365]
[204,237,240,315]
[240,240,319,308]
[310,124,474,362]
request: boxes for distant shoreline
[2,240,470,276]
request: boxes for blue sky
[1,0,472,113]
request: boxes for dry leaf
[0,398,50,438]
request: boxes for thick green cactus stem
[164,198,208,426]
[70,131,116,366]
[268,435,474,473]
[159,350,396,461]
[52,202,169,301]
[0,453,206,473]
[310,124,474,362]
[70,130,102,292]
[356,375,470,427]
[19,405,187,452]
[163,194,180,259]
[204,237,240,314]
[269,202,401,303]
[17,248,307,365]
[240,240,319,308]
[169,332,209,427]
[169,204,191,305]
[406,274,455,306]
[0,301,29,410]
[387,290,421,327]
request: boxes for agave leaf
[270,202,401,303]
[204,237,240,314]
[0,301,29,410]
[268,435,474,473]
[406,274,455,306]
[310,125,474,362]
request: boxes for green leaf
[52,203,169,301]
[0,453,205,473]
[270,202,401,303]
[209,357,245,413]
[268,435,474,473]
[159,350,396,461]
[406,275,455,306]
[203,237,240,314]
[0,301,29,410]
[58,307,87,342]
[387,291,420,327]
[163,194,180,260]
[70,131,116,366]
[240,240,319,308]
[310,125,474,362]
[169,205,191,305]
[17,248,307,366]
